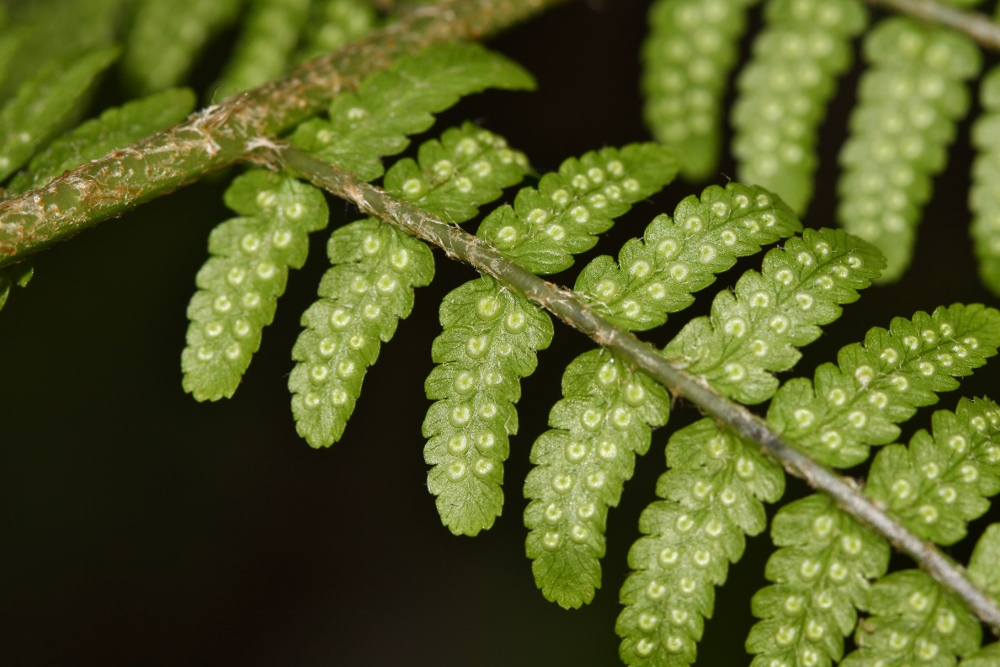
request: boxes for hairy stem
[0,0,570,268]
[277,143,1000,636]
[868,0,1000,50]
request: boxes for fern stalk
[273,141,1000,635]
[0,0,570,268]
[868,0,1000,51]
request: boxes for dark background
[2,1,999,665]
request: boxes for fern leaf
[182,170,329,400]
[383,122,530,223]
[524,350,671,607]
[963,644,1000,667]
[290,218,434,445]
[424,277,554,535]
[866,398,1000,545]
[664,228,884,404]
[213,0,311,99]
[642,0,757,180]
[747,494,890,667]
[841,570,982,667]
[124,0,243,95]
[838,16,981,282]
[293,124,529,447]
[0,261,33,313]
[7,88,196,193]
[0,46,118,183]
[618,419,784,666]
[573,183,802,331]
[0,26,27,94]
[768,304,1000,468]
[732,0,867,214]
[295,0,377,63]
[478,143,679,275]
[425,142,675,537]
[970,67,1000,297]
[524,183,797,607]
[290,43,534,182]
[968,523,1000,598]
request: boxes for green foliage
[964,643,1000,667]
[290,42,534,182]
[293,123,530,448]
[618,420,784,666]
[525,350,672,608]
[970,66,1000,298]
[295,0,377,63]
[182,170,328,400]
[615,225,879,667]
[478,143,679,274]
[748,494,890,667]
[291,218,434,444]
[0,261,33,312]
[214,0,311,99]
[522,183,798,609]
[867,398,1000,546]
[0,46,118,182]
[642,0,757,180]
[574,182,801,331]
[664,228,883,404]
[0,0,120,98]
[383,122,530,223]
[427,141,673,536]
[842,570,982,667]
[8,87,196,193]
[969,523,1000,597]
[425,278,554,534]
[124,0,243,95]
[838,16,982,282]
[732,0,867,214]
[747,335,1000,667]
[767,304,1000,468]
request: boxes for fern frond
[289,42,534,182]
[292,124,529,447]
[842,570,982,667]
[295,0,377,63]
[425,143,676,536]
[732,0,867,214]
[424,277,554,535]
[747,494,890,667]
[767,304,1000,468]
[7,88,196,194]
[182,170,329,400]
[866,398,1000,545]
[124,0,243,95]
[477,143,679,274]
[523,183,797,608]
[618,419,785,666]
[970,66,1000,297]
[524,349,672,607]
[0,47,118,183]
[642,0,757,180]
[664,228,884,404]
[213,0,311,99]
[838,16,981,282]
[573,182,802,332]
[290,218,434,445]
